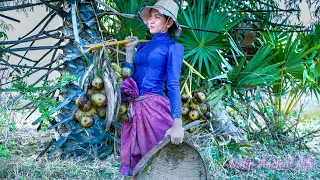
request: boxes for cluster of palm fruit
[110,62,132,121]
[181,92,213,123]
[111,62,132,87]
[72,62,133,126]
[72,76,107,128]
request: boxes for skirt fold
[120,94,173,176]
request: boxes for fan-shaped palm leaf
[299,23,320,100]
[228,45,282,89]
[108,0,156,40]
[207,45,282,106]
[262,28,320,96]
[178,0,243,78]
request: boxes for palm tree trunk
[38,0,120,159]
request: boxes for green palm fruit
[181,94,191,104]
[189,102,200,110]
[119,114,129,121]
[76,94,92,111]
[200,103,208,113]
[96,107,106,119]
[84,107,97,117]
[204,111,213,120]
[111,62,117,69]
[194,91,206,103]
[80,116,95,128]
[115,71,122,80]
[182,106,190,116]
[121,67,132,78]
[188,109,200,121]
[119,103,127,115]
[112,63,122,74]
[72,108,84,122]
[86,88,106,97]
[91,93,107,107]
[91,76,104,90]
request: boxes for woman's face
[147,9,172,35]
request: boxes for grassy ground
[1,105,319,180]
[1,132,319,180]
[0,125,125,180]
[221,145,320,179]
[0,156,123,179]
[1,127,319,180]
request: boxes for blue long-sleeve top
[124,32,184,118]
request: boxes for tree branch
[7,52,37,63]
[0,57,21,74]
[0,62,57,70]
[233,9,299,13]
[0,13,20,23]
[39,0,65,17]
[7,45,65,52]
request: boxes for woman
[120,0,184,176]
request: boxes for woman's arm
[126,47,135,64]
[124,36,139,76]
[165,42,185,144]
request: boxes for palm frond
[211,45,282,91]
[105,0,156,40]
[178,0,243,78]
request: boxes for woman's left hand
[125,36,139,52]
[165,120,184,145]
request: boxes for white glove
[125,36,139,52]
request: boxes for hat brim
[138,5,182,38]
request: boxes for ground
[0,103,319,180]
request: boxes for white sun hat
[138,0,182,38]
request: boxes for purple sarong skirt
[120,78,173,176]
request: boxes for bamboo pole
[85,39,206,79]
[84,39,148,52]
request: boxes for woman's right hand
[125,36,139,52]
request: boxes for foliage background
[0,0,320,179]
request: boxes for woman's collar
[152,32,171,41]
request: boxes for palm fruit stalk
[33,1,120,160]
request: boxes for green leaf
[225,84,231,96]
[208,74,228,81]
[178,0,241,79]
[216,49,233,71]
